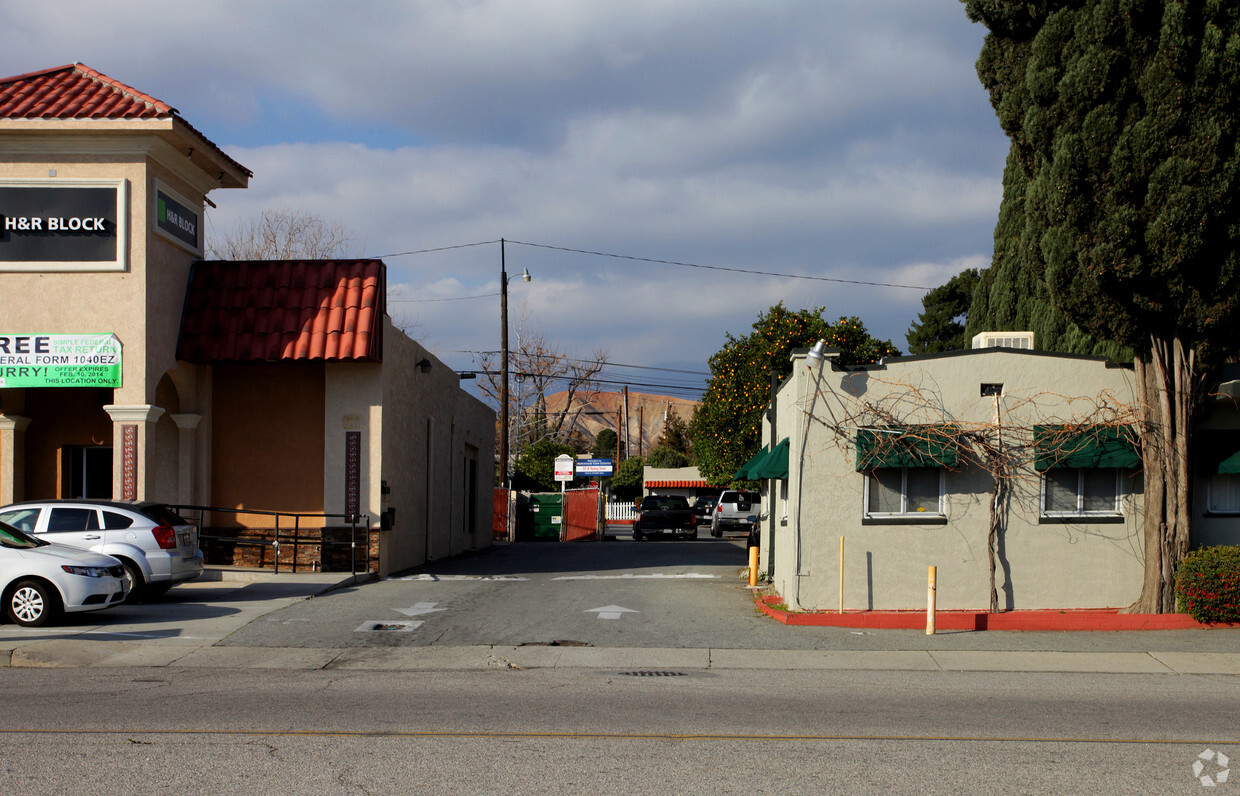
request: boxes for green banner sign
[0,334,122,388]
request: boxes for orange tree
[691,304,899,485]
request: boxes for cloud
[1,1,1007,396]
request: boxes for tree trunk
[1128,334,1196,613]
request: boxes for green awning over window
[855,426,959,472]
[751,438,790,479]
[1033,425,1139,471]
[734,447,769,481]
[735,439,791,480]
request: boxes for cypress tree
[963,0,1240,611]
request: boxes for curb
[754,594,1214,631]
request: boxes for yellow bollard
[926,565,937,635]
[748,545,759,587]
[839,536,845,614]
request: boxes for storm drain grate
[355,620,422,632]
[619,670,690,677]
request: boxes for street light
[499,238,531,491]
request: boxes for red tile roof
[177,260,386,363]
[0,63,174,118]
[646,480,711,489]
[0,63,251,178]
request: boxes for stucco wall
[369,321,495,576]
[772,349,1145,611]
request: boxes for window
[865,467,944,518]
[1206,474,1240,514]
[1042,468,1123,518]
[47,507,101,532]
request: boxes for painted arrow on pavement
[586,605,639,620]
[393,601,446,617]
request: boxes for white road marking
[390,575,530,582]
[393,601,446,617]
[554,573,718,580]
[586,605,639,620]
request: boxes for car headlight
[61,565,113,578]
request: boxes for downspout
[794,341,828,610]
[765,373,778,579]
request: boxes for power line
[505,239,933,291]
[371,237,934,292]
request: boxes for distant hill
[544,390,698,454]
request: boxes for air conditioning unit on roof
[971,331,1034,350]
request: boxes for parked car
[0,500,203,599]
[633,495,698,541]
[710,490,761,537]
[691,495,718,524]
[1,519,127,626]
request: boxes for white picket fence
[604,501,638,522]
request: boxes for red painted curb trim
[755,595,1218,631]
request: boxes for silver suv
[710,490,760,537]
[0,500,203,600]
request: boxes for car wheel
[120,559,146,602]
[633,530,644,541]
[7,579,61,627]
[711,524,721,538]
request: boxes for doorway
[64,446,112,499]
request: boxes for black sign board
[156,190,199,250]
[0,185,118,262]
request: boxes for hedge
[1175,546,1240,625]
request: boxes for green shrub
[1175,546,1240,624]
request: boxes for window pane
[1044,470,1079,513]
[48,508,98,532]
[868,470,902,513]
[1082,469,1118,512]
[1209,474,1240,512]
[0,509,38,533]
[906,468,940,513]
[103,511,134,530]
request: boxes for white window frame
[863,467,946,519]
[1040,468,1124,518]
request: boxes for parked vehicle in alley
[1,519,127,626]
[710,490,760,538]
[0,500,203,600]
[691,495,718,525]
[633,495,698,541]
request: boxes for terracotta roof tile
[0,63,252,178]
[177,260,386,363]
[646,480,711,489]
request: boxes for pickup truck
[709,490,761,538]
[633,495,697,541]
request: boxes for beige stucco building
[762,345,1149,611]
[0,64,493,575]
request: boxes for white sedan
[1,520,128,627]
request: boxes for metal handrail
[169,505,372,576]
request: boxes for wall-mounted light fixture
[805,340,827,368]
[416,358,432,373]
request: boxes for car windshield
[0,520,46,549]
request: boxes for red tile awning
[646,480,711,489]
[177,260,385,363]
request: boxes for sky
[1,1,1009,401]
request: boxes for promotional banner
[0,334,122,388]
